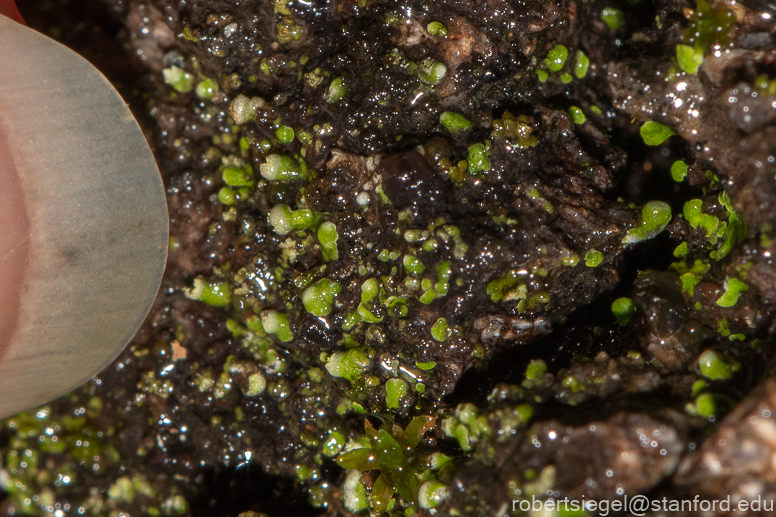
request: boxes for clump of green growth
[676,44,704,75]
[318,221,339,261]
[427,21,447,36]
[275,125,295,143]
[487,270,527,303]
[492,112,538,148]
[545,45,568,72]
[574,51,590,79]
[612,297,636,326]
[674,242,689,258]
[385,378,408,409]
[335,417,438,513]
[536,69,548,82]
[358,278,385,323]
[686,393,717,417]
[302,278,341,316]
[430,318,450,342]
[186,277,230,307]
[229,94,265,125]
[684,0,735,52]
[267,204,317,235]
[222,165,254,187]
[527,189,553,213]
[163,66,194,93]
[671,160,688,182]
[276,16,302,43]
[325,77,346,103]
[716,277,748,307]
[260,154,306,181]
[403,255,425,276]
[640,121,676,146]
[684,192,747,260]
[467,143,490,173]
[195,78,218,100]
[419,59,447,85]
[671,259,711,296]
[584,249,604,267]
[440,112,472,133]
[623,201,672,244]
[697,349,738,380]
[601,7,624,29]
[325,348,370,381]
[567,106,585,125]
[261,310,294,342]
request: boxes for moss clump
[302,278,341,316]
[186,277,230,307]
[623,201,672,244]
[716,277,748,307]
[440,112,472,133]
[545,45,568,72]
[162,66,194,93]
[260,154,306,181]
[640,121,676,146]
[612,297,636,326]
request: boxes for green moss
[419,59,447,85]
[260,154,306,181]
[674,242,689,258]
[440,112,472,133]
[162,66,194,93]
[467,143,491,174]
[716,277,748,307]
[195,78,218,99]
[385,378,408,409]
[218,187,237,205]
[536,69,548,82]
[684,0,735,52]
[317,221,339,261]
[562,252,580,267]
[268,204,316,235]
[416,361,436,370]
[545,45,568,72]
[676,44,704,75]
[302,278,341,316]
[640,121,676,146]
[623,201,672,244]
[427,21,447,36]
[418,481,449,509]
[244,372,267,396]
[567,106,585,125]
[601,7,624,30]
[612,297,636,326]
[186,277,230,307]
[222,165,254,187]
[276,16,302,43]
[325,77,346,103]
[671,160,688,182]
[430,318,450,342]
[275,125,295,143]
[229,94,265,125]
[487,270,527,303]
[325,349,370,382]
[525,359,547,381]
[697,350,737,380]
[492,112,538,148]
[574,51,590,79]
[584,249,604,267]
[403,255,425,275]
[261,310,294,342]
